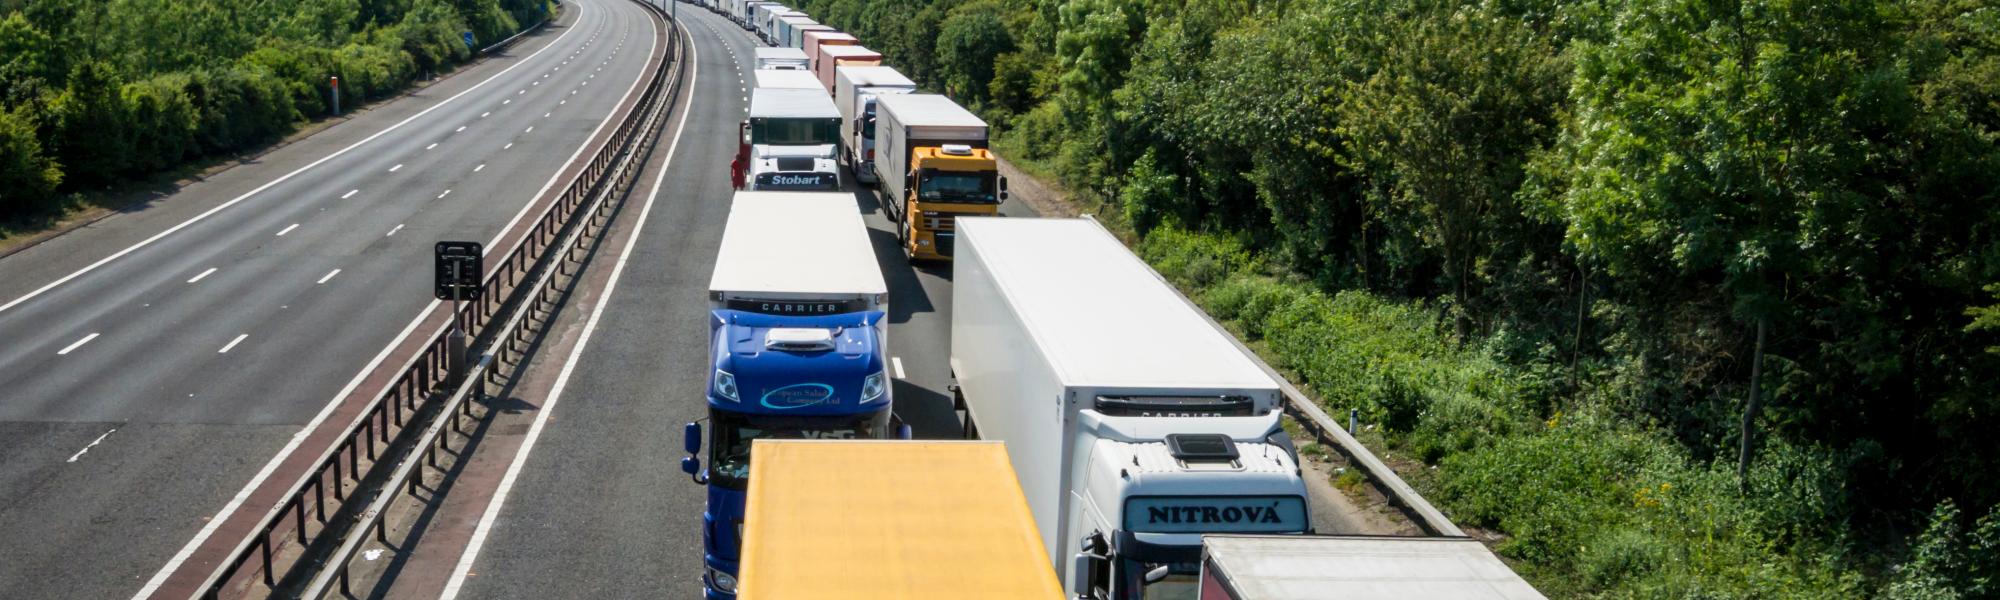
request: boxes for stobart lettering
[1145,502,1286,525]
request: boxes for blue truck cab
[679,192,898,599]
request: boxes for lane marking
[525,126,534,133]
[440,10,692,597]
[57,333,100,355]
[503,99,511,105]
[218,333,247,354]
[275,224,300,236]
[427,143,438,150]
[437,190,452,199]
[504,143,514,150]
[387,224,404,237]
[892,356,906,379]
[317,269,341,284]
[456,125,467,132]
[389,164,403,172]
[67,428,117,463]
[0,1,592,320]
[475,164,486,172]
[341,189,358,199]
[186,268,217,284]
[482,112,490,118]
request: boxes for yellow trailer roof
[739,440,1062,600]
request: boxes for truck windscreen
[916,169,998,203]
[708,410,891,489]
[755,118,837,145]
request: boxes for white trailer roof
[956,218,1274,391]
[836,65,915,88]
[754,70,822,90]
[753,47,808,62]
[875,94,986,128]
[1202,535,1545,600]
[710,192,887,297]
[819,45,882,61]
[751,88,838,119]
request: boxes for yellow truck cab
[871,94,1008,261]
[737,440,1061,599]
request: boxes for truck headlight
[861,372,886,403]
[714,370,739,402]
[708,566,738,594]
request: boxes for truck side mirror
[680,456,707,484]
[998,177,1010,203]
[683,421,703,455]
[1143,565,1171,584]
[1070,553,1096,599]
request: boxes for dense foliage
[0,0,552,227]
[794,0,2000,595]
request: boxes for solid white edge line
[127,3,602,597]
[0,5,588,318]
[317,269,342,284]
[57,333,99,355]
[439,9,690,598]
[218,333,248,354]
[186,267,217,284]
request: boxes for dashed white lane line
[533,81,540,86]
[892,356,906,379]
[560,100,566,105]
[275,223,300,236]
[386,224,404,236]
[503,99,511,104]
[218,333,248,354]
[545,112,552,118]
[438,190,452,199]
[67,428,116,463]
[525,126,534,133]
[186,267,217,284]
[341,189,358,199]
[426,142,438,150]
[441,12,691,597]
[518,89,525,95]
[389,164,403,172]
[317,269,341,284]
[456,125,467,132]
[504,142,514,150]
[482,112,490,118]
[474,164,486,172]
[57,333,99,355]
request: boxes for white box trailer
[710,191,886,311]
[776,15,815,48]
[832,66,916,182]
[754,69,821,90]
[738,0,770,28]
[873,94,986,205]
[951,217,1310,600]
[1197,535,1545,600]
[758,6,799,43]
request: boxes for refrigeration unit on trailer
[951,217,1311,600]
[737,441,1063,599]
[873,94,1006,260]
[679,191,900,600]
[832,66,915,184]
[1197,535,1545,600]
[752,47,809,71]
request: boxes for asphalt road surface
[436,5,1040,597]
[0,0,664,596]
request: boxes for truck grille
[923,214,957,231]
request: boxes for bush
[0,106,62,220]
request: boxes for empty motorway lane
[0,0,667,597]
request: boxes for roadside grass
[1134,226,1867,598]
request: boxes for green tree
[0,105,62,219]
[935,2,1013,107]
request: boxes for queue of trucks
[682,2,1542,598]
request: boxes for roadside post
[434,241,483,386]
[330,76,340,116]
